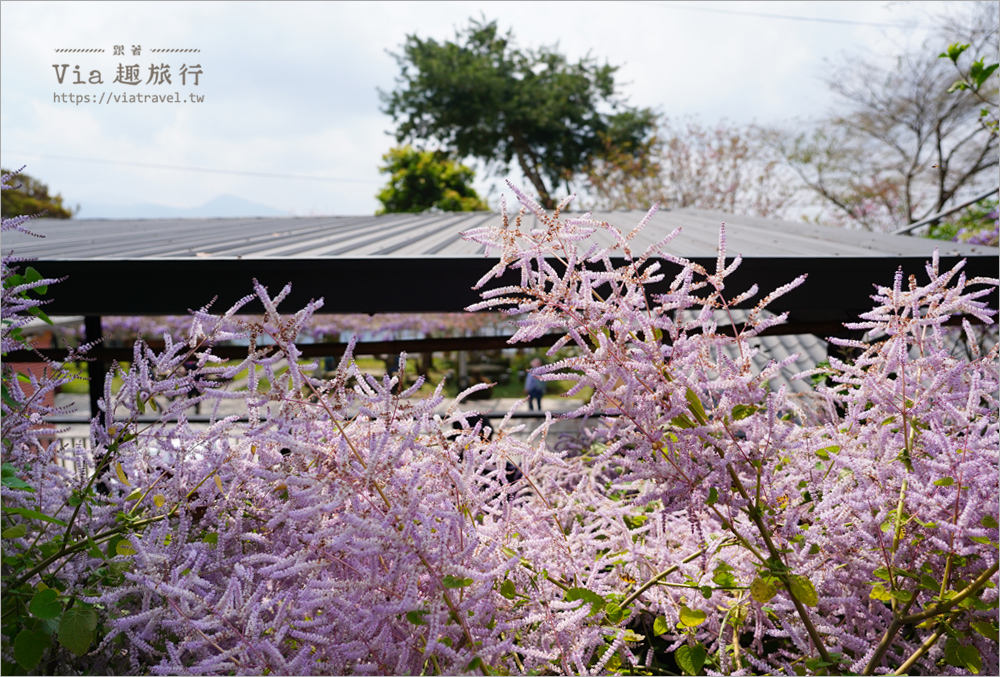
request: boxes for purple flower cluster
[956,221,999,247]
[2,171,997,675]
[48,312,511,347]
[953,207,999,247]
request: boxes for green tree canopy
[0,168,74,219]
[380,17,656,209]
[375,145,489,214]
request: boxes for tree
[0,167,74,219]
[380,17,656,209]
[375,146,488,214]
[586,117,796,217]
[768,3,998,232]
[940,43,999,137]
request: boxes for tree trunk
[510,131,555,209]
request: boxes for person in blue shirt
[524,357,545,411]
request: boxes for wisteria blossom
[47,312,513,347]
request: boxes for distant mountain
[78,194,290,219]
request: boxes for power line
[634,2,937,29]
[0,151,383,184]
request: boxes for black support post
[84,315,106,425]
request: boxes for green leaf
[1,524,28,539]
[26,307,53,325]
[671,414,695,429]
[202,532,218,546]
[499,579,516,600]
[29,589,61,620]
[114,462,130,487]
[945,637,981,674]
[25,267,47,295]
[619,629,644,642]
[731,404,757,420]
[959,643,982,674]
[815,445,838,460]
[58,605,97,656]
[675,643,707,676]
[749,576,777,604]
[1,507,66,526]
[405,609,428,625]
[1,385,21,409]
[124,489,143,501]
[805,656,839,671]
[712,562,736,587]
[153,494,166,508]
[970,621,999,642]
[869,584,892,602]
[678,605,707,627]
[940,43,970,63]
[981,515,998,529]
[86,536,105,560]
[685,388,707,425]
[465,657,484,672]
[706,487,718,507]
[788,575,818,607]
[933,477,954,486]
[970,59,999,88]
[105,535,123,559]
[653,615,669,636]
[565,587,605,616]
[442,575,473,589]
[116,539,136,556]
[888,589,913,603]
[0,463,35,492]
[13,628,50,671]
[604,602,625,624]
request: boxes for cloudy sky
[0,1,963,218]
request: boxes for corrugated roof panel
[682,209,981,257]
[259,216,425,258]
[4,209,992,260]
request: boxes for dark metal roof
[3,209,996,319]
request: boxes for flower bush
[2,170,997,675]
[930,199,999,248]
